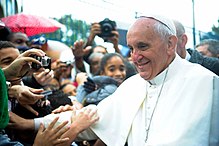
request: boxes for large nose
[132,49,144,63]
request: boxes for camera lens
[39,37,46,45]
[102,23,112,34]
[41,56,51,66]
[98,18,116,38]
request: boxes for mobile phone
[41,90,53,100]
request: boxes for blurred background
[0,0,219,49]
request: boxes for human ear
[167,35,178,54]
[180,34,188,48]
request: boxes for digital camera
[98,18,116,38]
[31,36,47,46]
[31,55,51,70]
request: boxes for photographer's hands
[86,22,101,47]
[33,68,54,86]
[107,30,121,54]
[3,48,46,81]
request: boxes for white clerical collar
[149,67,169,86]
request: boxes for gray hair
[88,52,105,62]
[153,22,174,41]
[138,15,176,40]
[196,39,219,57]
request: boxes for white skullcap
[139,14,176,35]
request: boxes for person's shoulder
[120,73,146,86]
[186,49,219,76]
[186,60,218,78]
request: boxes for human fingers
[17,56,42,67]
[71,106,99,130]
[37,123,45,133]
[71,110,77,122]
[34,122,70,146]
[91,23,101,34]
[83,105,99,121]
[73,39,85,51]
[33,69,54,85]
[46,116,59,130]
[63,105,74,112]
[44,118,69,144]
[19,48,46,58]
[4,57,33,80]
[52,120,69,135]
[84,46,92,55]
[23,104,39,116]
[8,112,35,130]
[52,105,74,114]
[72,100,83,110]
[18,87,44,104]
[52,106,65,113]
[53,137,70,145]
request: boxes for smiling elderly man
[10,15,219,146]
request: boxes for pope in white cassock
[40,15,219,146]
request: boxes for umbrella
[1,13,64,36]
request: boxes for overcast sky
[23,0,218,48]
[23,0,218,32]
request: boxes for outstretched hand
[33,117,70,146]
[8,85,45,115]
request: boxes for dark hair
[47,89,72,110]
[124,60,138,79]
[0,40,16,49]
[98,52,125,75]
[0,26,12,41]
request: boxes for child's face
[101,56,126,85]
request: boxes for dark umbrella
[1,13,64,36]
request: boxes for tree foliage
[212,19,219,35]
[45,14,90,47]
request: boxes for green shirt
[0,68,9,129]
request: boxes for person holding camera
[0,41,57,145]
[85,19,121,55]
[0,40,70,145]
[2,30,54,89]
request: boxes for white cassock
[39,54,219,146]
[78,54,219,146]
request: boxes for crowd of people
[0,13,219,146]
